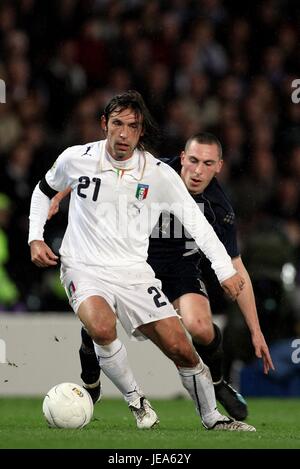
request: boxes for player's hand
[48,197,60,220]
[30,240,58,267]
[221,273,245,301]
[251,330,275,374]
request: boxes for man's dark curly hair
[103,90,160,152]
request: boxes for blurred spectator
[288,145,300,179]
[44,39,87,131]
[6,56,31,102]
[0,102,22,153]
[231,148,278,225]
[0,193,20,311]
[4,29,29,59]
[76,18,109,84]
[267,177,300,230]
[144,62,173,124]
[190,18,229,76]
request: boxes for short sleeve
[45,148,73,192]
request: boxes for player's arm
[160,165,244,300]
[28,149,71,267]
[48,187,71,220]
[232,256,275,374]
[29,180,59,267]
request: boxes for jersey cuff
[39,177,58,199]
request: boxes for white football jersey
[44,139,235,282]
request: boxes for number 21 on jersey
[77,176,101,201]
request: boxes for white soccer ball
[42,382,94,429]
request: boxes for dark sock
[192,323,223,383]
[80,327,100,384]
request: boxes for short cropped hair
[185,132,223,159]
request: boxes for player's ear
[180,151,185,163]
[216,158,223,174]
[100,115,107,132]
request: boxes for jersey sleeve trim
[39,177,58,199]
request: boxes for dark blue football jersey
[148,156,239,266]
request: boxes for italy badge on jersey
[135,183,149,201]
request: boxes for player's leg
[174,292,248,420]
[79,327,101,403]
[174,293,221,381]
[77,299,158,428]
[78,296,146,406]
[155,263,223,383]
[157,261,248,421]
[138,316,254,431]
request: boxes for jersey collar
[99,140,146,181]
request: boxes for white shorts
[60,262,177,341]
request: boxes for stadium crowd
[0,0,300,363]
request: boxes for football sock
[178,357,223,428]
[79,327,100,384]
[93,338,143,404]
[192,323,224,384]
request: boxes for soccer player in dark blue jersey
[147,132,273,419]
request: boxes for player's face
[180,141,223,194]
[102,108,144,160]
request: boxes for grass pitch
[0,397,299,449]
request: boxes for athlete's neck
[106,150,139,170]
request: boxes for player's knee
[188,319,214,345]
[88,322,116,344]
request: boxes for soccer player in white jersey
[29,90,255,431]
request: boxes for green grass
[0,397,299,449]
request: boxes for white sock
[93,338,143,404]
[178,358,224,428]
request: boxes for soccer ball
[42,382,94,429]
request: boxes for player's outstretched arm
[232,256,275,374]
